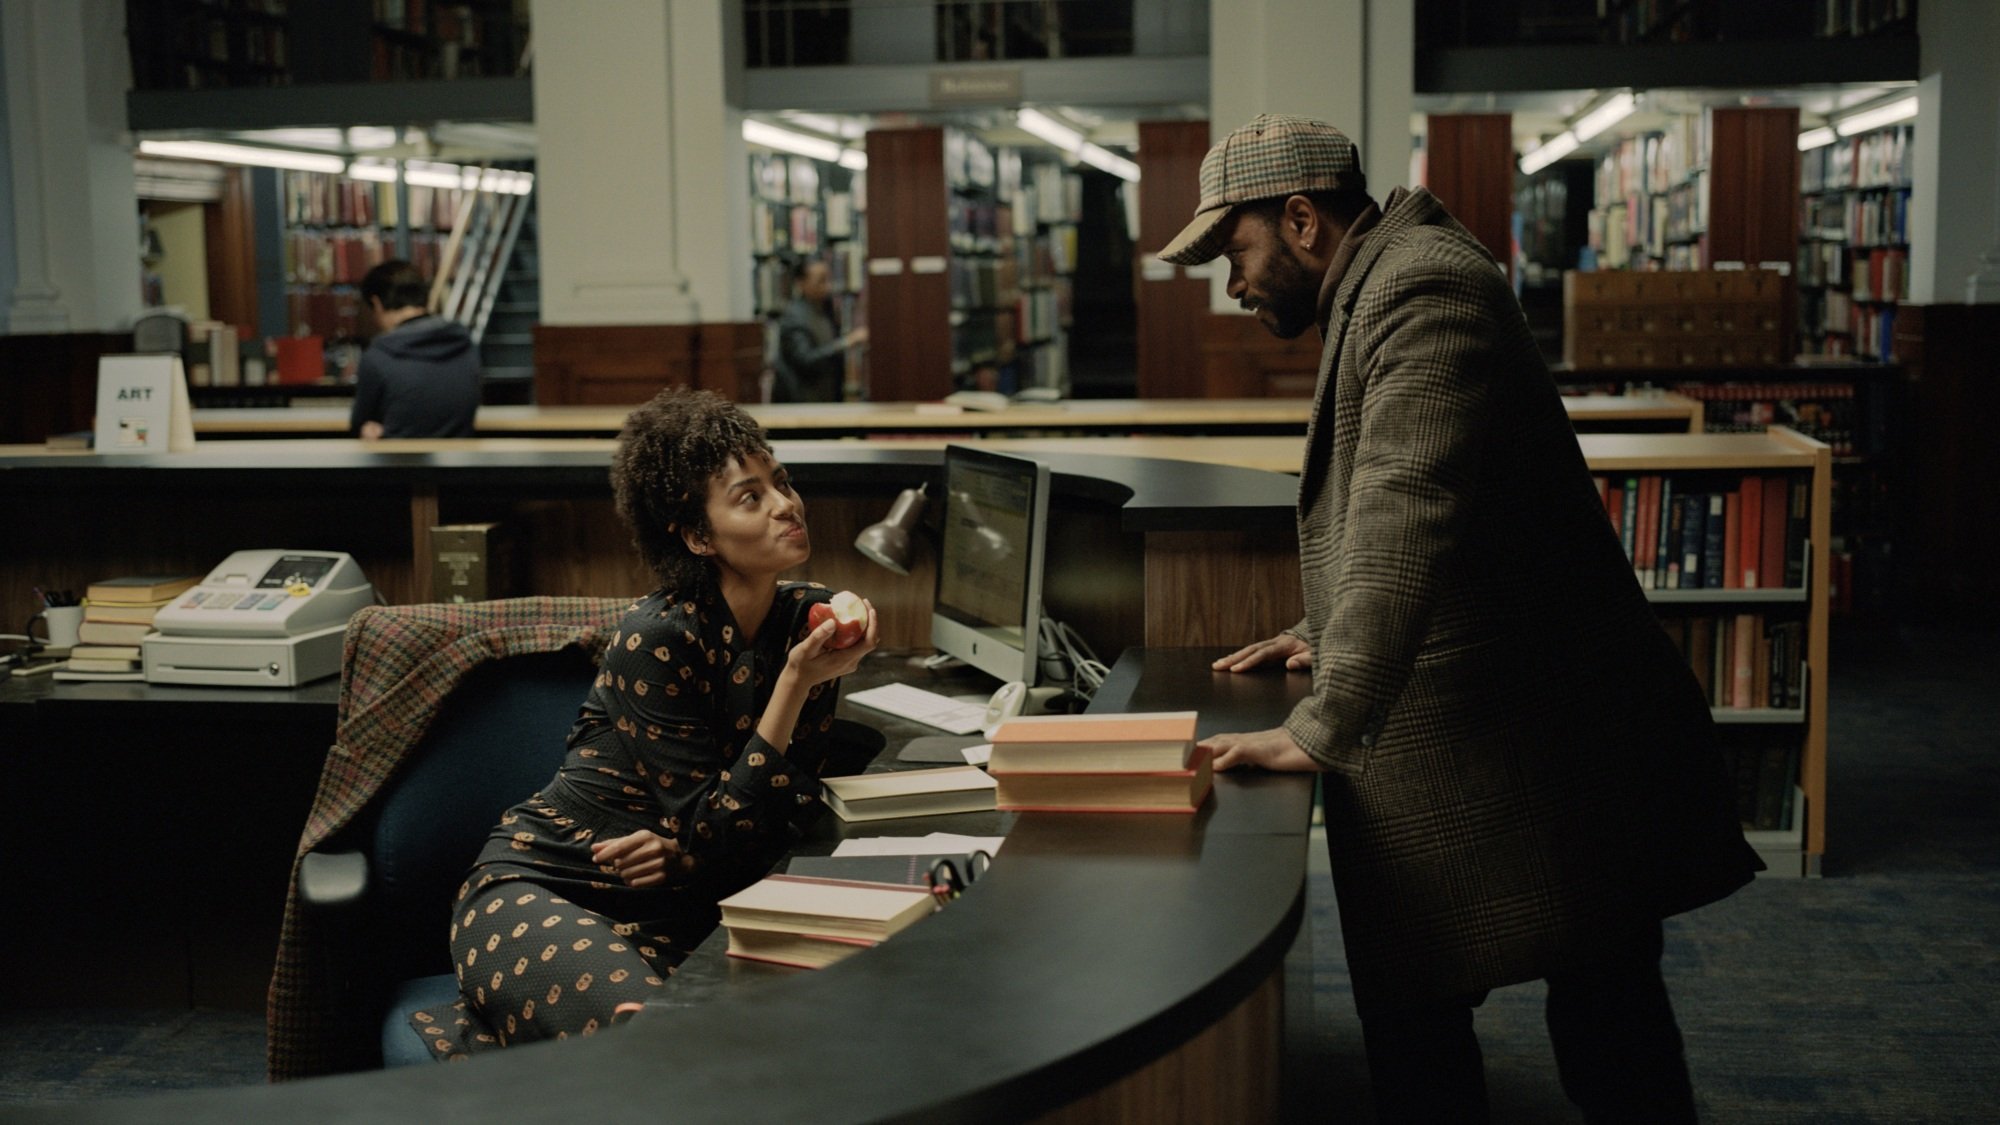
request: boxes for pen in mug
[32,586,49,607]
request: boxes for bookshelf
[1580,427,1832,875]
[279,169,463,352]
[749,151,867,399]
[1798,122,1913,362]
[862,126,1075,402]
[125,0,526,91]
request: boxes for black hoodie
[349,314,482,438]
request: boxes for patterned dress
[411,582,839,1058]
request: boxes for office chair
[279,601,886,1073]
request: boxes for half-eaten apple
[807,590,868,649]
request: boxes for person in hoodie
[348,259,482,439]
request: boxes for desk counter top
[0,440,1298,534]
[13,648,1315,1124]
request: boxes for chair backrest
[366,647,594,984]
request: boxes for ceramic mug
[27,604,84,650]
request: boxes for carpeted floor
[6,625,1998,1120]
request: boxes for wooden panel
[0,332,131,443]
[1423,113,1514,279]
[864,127,953,403]
[697,320,768,402]
[1707,107,1800,268]
[1135,120,1213,399]
[1034,970,1282,1125]
[533,323,697,405]
[1144,529,1303,648]
[1894,303,2000,625]
[204,167,261,337]
[1200,312,1324,398]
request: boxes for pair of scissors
[926,850,992,901]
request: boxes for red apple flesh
[808,590,867,649]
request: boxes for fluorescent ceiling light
[1518,130,1580,175]
[1016,107,1086,151]
[136,139,347,174]
[837,148,868,171]
[1077,141,1139,182]
[347,159,399,183]
[743,119,848,165]
[345,126,400,151]
[1572,91,1637,143]
[1835,96,1918,137]
[1797,126,1838,151]
[785,113,865,140]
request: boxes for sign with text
[929,68,1022,106]
[94,354,196,454]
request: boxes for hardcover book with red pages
[986,710,1198,773]
[991,749,1213,814]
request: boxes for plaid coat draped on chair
[266,597,628,1080]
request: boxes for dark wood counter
[0,443,1302,655]
[11,648,1316,1124]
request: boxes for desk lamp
[853,483,928,575]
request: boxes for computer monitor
[930,444,1050,688]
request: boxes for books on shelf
[987,711,1198,772]
[717,873,937,968]
[819,765,998,822]
[1594,474,1807,591]
[1660,612,1806,711]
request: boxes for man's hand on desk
[1202,727,1319,773]
[1211,633,1313,673]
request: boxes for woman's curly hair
[611,387,773,591]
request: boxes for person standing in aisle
[348,259,482,439]
[1165,114,1762,1122]
[771,257,867,403]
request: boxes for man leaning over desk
[1174,114,1762,1123]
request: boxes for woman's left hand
[590,829,687,888]
[788,598,880,687]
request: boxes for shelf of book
[748,149,867,400]
[1579,427,1831,875]
[1798,123,1913,362]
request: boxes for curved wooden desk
[12,649,1316,1124]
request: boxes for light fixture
[1077,142,1140,182]
[785,113,865,140]
[1572,92,1638,143]
[1797,126,1838,151]
[743,118,865,170]
[1016,108,1139,182]
[347,159,399,183]
[1016,107,1086,151]
[854,483,928,575]
[1518,130,1581,175]
[136,139,347,174]
[1834,96,1918,137]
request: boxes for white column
[3,0,142,334]
[1963,90,2000,304]
[1907,0,2000,305]
[1204,0,1413,313]
[530,0,748,326]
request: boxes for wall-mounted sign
[929,68,1023,106]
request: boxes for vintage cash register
[143,550,376,687]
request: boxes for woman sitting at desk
[410,387,878,1058]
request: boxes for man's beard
[1248,240,1319,340]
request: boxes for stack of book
[819,765,998,822]
[986,711,1211,813]
[59,574,200,681]
[716,874,938,970]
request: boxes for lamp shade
[854,483,927,575]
